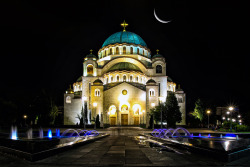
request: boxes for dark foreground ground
[1,127,250,166]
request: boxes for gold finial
[90,49,93,54]
[121,20,128,32]
[156,49,159,54]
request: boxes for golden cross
[121,20,128,32]
[156,49,159,54]
[90,49,93,54]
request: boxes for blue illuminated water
[48,129,52,138]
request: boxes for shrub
[236,125,249,132]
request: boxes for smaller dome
[66,85,74,94]
[86,54,97,59]
[152,54,164,59]
[93,79,103,85]
[107,62,142,73]
[146,79,156,85]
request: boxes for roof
[76,76,82,82]
[102,31,147,48]
[93,79,103,85]
[167,77,173,82]
[152,54,164,58]
[107,62,142,73]
[146,79,156,85]
[86,54,97,59]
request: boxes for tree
[165,92,182,128]
[191,99,204,122]
[150,92,182,128]
[49,101,58,125]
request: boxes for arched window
[130,47,133,54]
[111,76,113,82]
[130,75,133,82]
[95,89,100,96]
[106,78,109,84]
[66,96,71,103]
[104,50,106,56]
[123,75,126,82]
[137,48,139,54]
[87,64,93,76]
[136,76,139,82]
[149,89,155,97]
[156,65,162,73]
[123,47,126,54]
[141,77,143,83]
[110,48,112,55]
[116,47,119,54]
[116,75,120,82]
[143,50,144,56]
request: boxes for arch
[110,76,113,82]
[95,89,100,96]
[116,75,120,82]
[66,96,71,103]
[130,47,133,54]
[109,105,117,115]
[143,50,144,56]
[109,48,112,55]
[132,104,141,115]
[106,78,108,84]
[156,64,162,73]
[130,75,133,82]
[116,47,119,54]
[101,57,148,75]
[136,76,139,82]
[87,64,94,76]
[137,48,139,54]
[149,88,155,97]
[123,47,126,54]
[172,127,191,137]
[123,75,126,82]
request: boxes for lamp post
[93,102,97,129]
[23,115,27,126]
[229,106,234,132]
[207,110,211,128]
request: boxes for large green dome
[102,31,147,48]
[107,62,142,73]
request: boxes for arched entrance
[109,105,116,126]
[132,104,141,125]
[121,104,128,125]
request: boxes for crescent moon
[154,9,171,23]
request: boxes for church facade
[64,22,186,127]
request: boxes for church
[64,22,186,127]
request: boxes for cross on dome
[90,49,93,54]
[156,49,159,54]
[121,20,128,32]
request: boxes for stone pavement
[1,127,250,166]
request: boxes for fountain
[47,129,52,138]
[27,128,33,139]
[39,128,43,138]
[11,126,17,140]
[56,129,60,137]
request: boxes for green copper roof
[152,54,163,58]
[86,54,97,59]
[107,62,142,73]
[102,31,147,48]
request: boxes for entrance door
[134,117,139,125]
[110,117,116,126]
[121,114,128,125]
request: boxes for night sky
[0,1,249,114]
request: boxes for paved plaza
[1,127,250,166]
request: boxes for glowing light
[109,105,116,115]
[140,93,146,101]
[93,102,97,107]
[142,110,145,113]
[23,115,27,119]
[151,103,155,107]
[56,129,60,137]
[232,119,236,122]
[11,126,17,140]
[133,104,141,115]
[229,106,234,111]
[227,118,230,121]
[48,129,52,138]
[238,115,241,118]
[222,117,225,120]
[207,110,211,114]
[158,96,164,102]
[239,120,242,122]
[227,111,230,115]
[82,96,87,101]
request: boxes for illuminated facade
[64,22,186,127]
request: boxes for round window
[122,89,127,95]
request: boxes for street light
[229,106,234,132]
[23,115,27,125]
[207,110,211,128]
